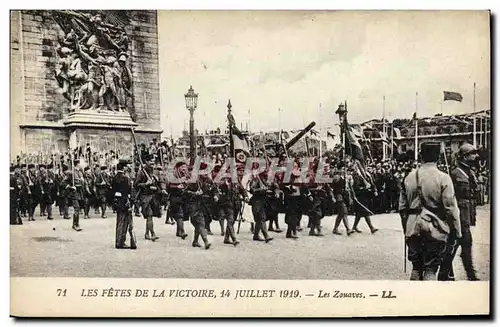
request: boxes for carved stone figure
[51,10,134,114]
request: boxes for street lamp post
[184,85,198,160]
[335,102,347,146]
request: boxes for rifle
[130,128,152,180]
[130,128,153,200]
[236,201,246,234]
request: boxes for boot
[274,220,282,233]
[410,268,423,281]
[72,214,82,231]
[46,205,53,220]
[461,250,479,281]
[219,220,225,236]
[201,234,211,250]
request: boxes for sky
[157,10,490,141]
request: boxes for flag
[327,131,336,139]
[443,91,463,102]
[343,115,370,181]
[345,124,365,164]
[350,124,365,140]
[228,111,250,163]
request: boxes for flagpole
[319,103,323,158]
[391,120,394,160]
[478,116,482,147]
[473,82,477,148]
[414,92,418,162]
[382,95,386,161]
[484,114,488,149]
[278,108,281,136]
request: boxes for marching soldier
[10,165,22,225]
[39,164,56,220]
[266,173,283,234]
[61,160,85,231]
[215,167,248,246]
[167,162,188,239]
[18,164,28,218]
[350,163,379,234]
[399,142,461,280]
[83,166,95,219]
[112,160,137,249]
[55,162,67,218]
[95,165,111,219]
[232,165,248,234]
[203,172,217,236]
[439,143,481,281]
[184,163,212,249]
[306,165,332,237]
[331,162,354,235]
[152,165,167,219]
[248,167,273,243]
[134,155,160,241]
[282,162,304,239]
[19,163,39,221]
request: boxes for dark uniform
[95,166,111,218]
[202,175,217,236]
[167,163,189,239]
[249,172,273,243]
[17,164,28,218]
[307,180,331,237]
[83,167,95,219]
[265,175,282,233]
[282,166,304,239]
[152,166,167,219]
[39,165,56,220]
[351,168,378,234]
[10,166,22,225]
[18,164,38,221]
[112,161,137,249]
[55,164,66,217]
[399,143,461,280]
[185,173,212,249]
[61,161,85,231]
[216,175,248,245]
[134,161,160,241]
[331,165,353,235]
[439,143,481,281]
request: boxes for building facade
[10,10,162,160]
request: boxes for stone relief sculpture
[51,10,134,114]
